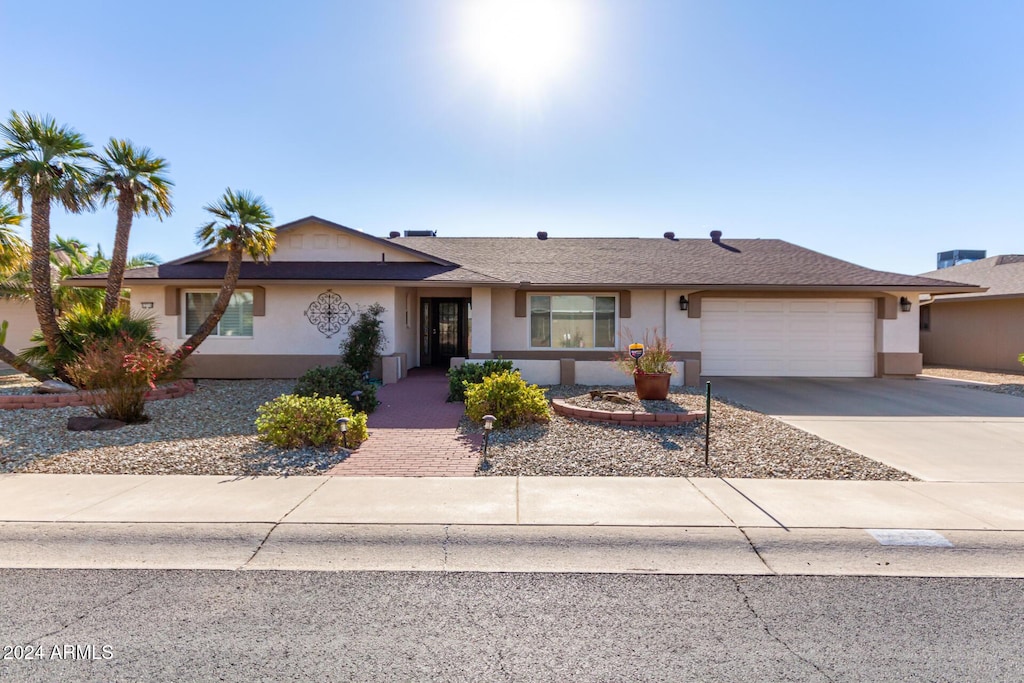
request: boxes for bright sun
[457,0,585,98]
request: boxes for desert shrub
[613,327,676,376]
[464,370,551,429]
[19,306,158,379]
[447,358,516,402]
[66,333,180,423]
[341,303,387,375]
[255,394,368,449]
[294,364,378,414]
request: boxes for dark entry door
[420,298,469,368]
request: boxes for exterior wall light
[679,295,689,311]
[899,296,912,313]
[336,417,350,449]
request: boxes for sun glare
[458,0,584,98]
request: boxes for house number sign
[304,290,355,338]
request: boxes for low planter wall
[0,379,195,411]
[551,398,705,426]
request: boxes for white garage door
[700,298,876,377]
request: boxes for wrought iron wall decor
[304,290,355,338]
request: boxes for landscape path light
[480,414,497,469]
[336,417,350,449]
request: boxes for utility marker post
[704,381,711,467]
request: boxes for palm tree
[48,236,109,314]
[93,139,173,315]
[174,188,275,363]
[0,111,94,359]
[0,202,27,276]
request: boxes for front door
[420,298,469,368]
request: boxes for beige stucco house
[919,255,1024,372]
[45,216,978,385]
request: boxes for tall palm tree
[175,188,275,363]
[93,139,173,314]
[0,111,94,358]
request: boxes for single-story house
[44,216,978,385]
[918,255,1024,372]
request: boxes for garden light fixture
[899,296,912,312]
[481,414,496,463]
[336,417,350,449]
[679,295,688,311]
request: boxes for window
[530,295,616,348]
[919,304,931,331]
[185,291,254,337]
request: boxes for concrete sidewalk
[2,474,1023,577]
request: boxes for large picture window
[184,291,254,337]
[530,295,616,349]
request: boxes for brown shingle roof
[920,255,1024,301]
[61,215,981,293]
[395,236,977,290]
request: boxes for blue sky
[2,0,1020,275]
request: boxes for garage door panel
[744,300,786,314]
[835,300,875,314]
[789,301,831,313]
[703,300,741,313]
[701,298,875,377]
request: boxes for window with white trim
[530,294,616,349]
[184,291,254,337]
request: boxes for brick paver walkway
[326,368,483,476]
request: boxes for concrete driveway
[707,377,1024,482]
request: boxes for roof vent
[537,231,548,240]
[388,231,400,239]
[404,230,437,237]
[710,230,722,243]
[663,231,675,240]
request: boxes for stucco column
[877,291,923,376]
[470,287,492,356]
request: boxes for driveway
[707,377,1024,482]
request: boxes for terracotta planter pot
[634,372,671,400]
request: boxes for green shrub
[464,370,550,429]
[19,306,158,379]
[294,364,378,414]
[447,358,516,402]
[255,394,368,449]
[341,303,387,375]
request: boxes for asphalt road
[1,570,1022,682]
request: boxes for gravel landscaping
[470,384,914,480]
[1,379,353,476]
[10,367,1017,479]
[921,366,1024,398]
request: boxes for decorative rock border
[0,379,195,411]
[551,398,705,426]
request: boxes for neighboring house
[0,298,37,361]
[57,216,978,385]
[918,255,1024,372]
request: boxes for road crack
[731,577,837,682]
[441,524,451,571]
[28,575,156,644]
